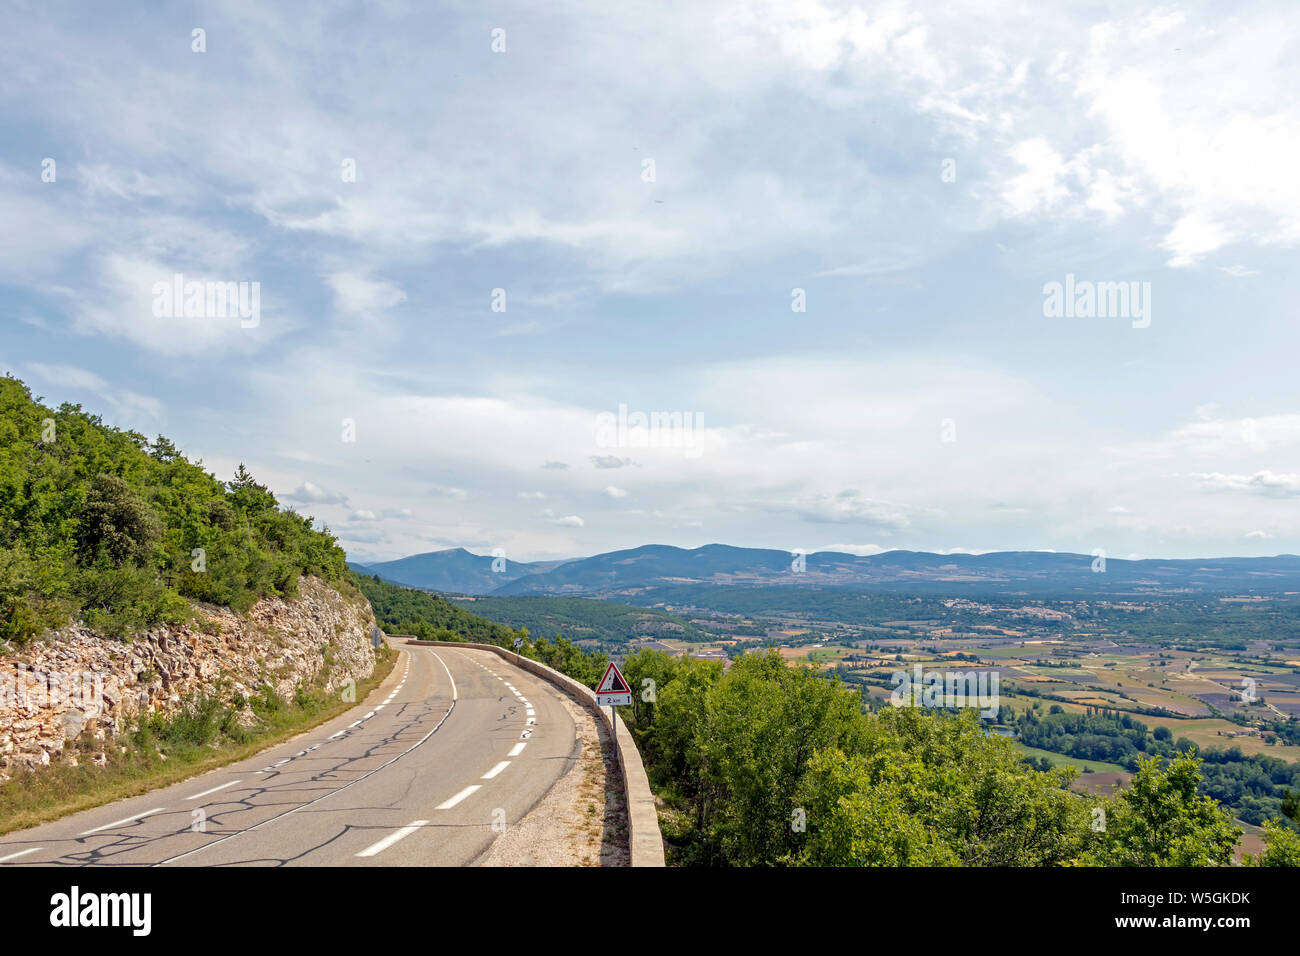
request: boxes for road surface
[0,643,579,866]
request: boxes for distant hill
[492,544,1300,597]
[362,543,1300,599]
[353,548,564,595]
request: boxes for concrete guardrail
[395,637,666,867]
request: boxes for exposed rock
[0,576,375,781]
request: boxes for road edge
[403,639,666,867]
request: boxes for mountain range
[351,545,1300,598]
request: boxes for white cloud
[25,362,161,422]
[816,543,884,555]
[326,271,407,319]
[1194,471,1300,497]
[286,481,348,506]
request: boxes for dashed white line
[507,742,527,757]
[0,848,40,862]
[436,785,481,809]
[186,780,241,800]
[356,820,428,858]
[80,808,166,836]
[482,761,510,780]
[156,651,458,866]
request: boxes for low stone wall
[0,576,377,780]
[405,639,666,867]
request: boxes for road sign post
[595,662,632,748]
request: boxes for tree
[1246,820,1300,867]
[1086,754,1241,866]
[75,473,162,566]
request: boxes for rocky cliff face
[0,575,376,780]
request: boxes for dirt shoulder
[477,691,629,867]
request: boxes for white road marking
[356,820,428,858]
[436,785,481,809]
[156,650,460,867]
[482,761,510,779]
[80,808,166,836]
[186,780,241,800]
[526,708,535,716]
[526,717,536,725]
[432,651,458,701]
[507,742,527,757]
[0,847,40,862]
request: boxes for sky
[3,1,1299,563]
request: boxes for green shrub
[0,376,348,641]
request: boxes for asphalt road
[0,643,579,866]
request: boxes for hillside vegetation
[448,594,712,646]
[357,575,612,687]
[617,648,1300,866]
[0,375,348,643]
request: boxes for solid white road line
[482,761,510,779]
[0,847,40,862]
[431,650,458,701]
[156,647,458,867]
[436,785,481,809]
[508,742,527,757]
[186,780,241,800]
[80,808,166,836]
[356,820,428,858]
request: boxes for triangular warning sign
[596,662,629,695]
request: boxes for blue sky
[3,1,1299,563]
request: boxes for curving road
[0,642,580,866]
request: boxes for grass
[0,644,397,836]
[1010,742,1128,773]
